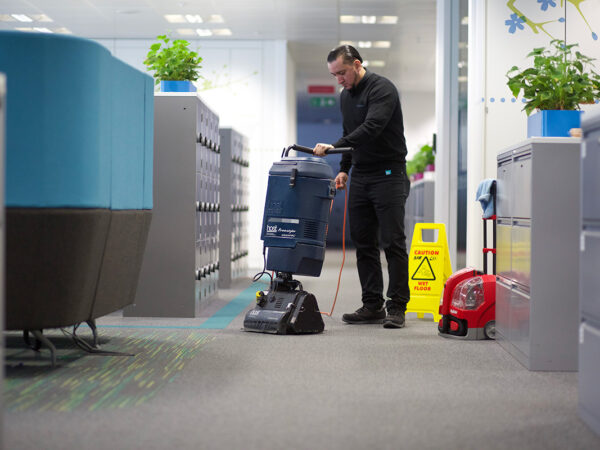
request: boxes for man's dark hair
[327,45,363,64]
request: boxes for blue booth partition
[0,31,154,356]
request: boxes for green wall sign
[310,97,336,108]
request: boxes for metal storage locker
[128,93,219,317]
[406,174,435,247]
[579,111,600,436]
[495,138,580,371]
[218,127,249,288]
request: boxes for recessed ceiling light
[196,28,212,37]
[339,40,354,46]
[208,14,224,23]
[33,27,52,33]
[165,14,187,23]
[362,60,370,67]
[186,14,203,23]
[340,15,360,24]
[0,15,16,22]
[369,60,386,67]
[54,27,72,34]
[15,27,35,32]
[212,28,232,36]
[378,16,398,24]
[177,28,196,36]
[358,41,372,48]
[30,14,53,22]
[374,41,391,48]
[11,14,33,23]
[361,16,376,24]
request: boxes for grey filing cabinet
[0,73,5,435]
[496,138,580,371]
[405,173,435,247]
[127,93,219,317]
[579,111,600,435]
[218,127,249,288]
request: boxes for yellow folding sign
[407,223,453,322]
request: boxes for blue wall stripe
[198,282,265,329]
[93,281,267,331]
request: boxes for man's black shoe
[342,306,386,324]
[383,309,405,328]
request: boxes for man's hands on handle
[313,143,334,157]
[311,143,349,190]
[335,172,348,190]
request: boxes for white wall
[402,91,436,159]
[96,38,297,271]
[466,0,600,267]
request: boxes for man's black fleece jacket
[333,69,408,176]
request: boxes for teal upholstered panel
[0,31,111,208]
[111,58,145,210]
[143,75,154,209]
[0,31,153,210]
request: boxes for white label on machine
[266,218,300,238]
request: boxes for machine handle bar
[283,144,353,157]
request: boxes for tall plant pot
[527,110,583,138]
[160,80,197,92]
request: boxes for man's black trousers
[348,171,411,312]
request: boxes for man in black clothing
[313,45,410,329]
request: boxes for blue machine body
[261,156,336,276]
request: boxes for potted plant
[407,144,435,181]
[144,34,203,92]
[506,39,600,137]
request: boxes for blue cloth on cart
[476,179,496,218]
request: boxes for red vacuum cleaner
[438,180,496,340]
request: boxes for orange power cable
[321,187,348,317]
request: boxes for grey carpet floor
[4,249,600,450]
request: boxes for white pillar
[435,0,459,268]
[465,0,487,268]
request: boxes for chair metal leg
[30,329,57,367]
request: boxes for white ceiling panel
[0,0,436,93]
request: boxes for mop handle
[283,144,353,157]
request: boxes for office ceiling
[1,0,436,109]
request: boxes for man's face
[328,56,361,90]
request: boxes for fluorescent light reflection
[186,14,203,23]
[11,14,33,22]
[31,14,53,22]
[165,14,187,23]
[378,16,398,24]
[340,15,360,24]
[212,28,232,36]
[373,41,391,48]
[208,15,224,23]
[177,28,197,36]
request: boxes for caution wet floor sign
[407,223,452,322]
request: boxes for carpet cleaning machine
[243,144,352,334]
[438,180,497,340]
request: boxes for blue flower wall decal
[537,0,556,11]
[506,0,596,41]
[505,13,526,33]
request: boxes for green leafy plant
[506,39,600,116]
[144,35,203,85]
[407,144,434,176]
